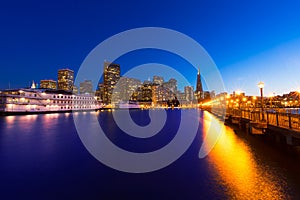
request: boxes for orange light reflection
[202,112,288,199]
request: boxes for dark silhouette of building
[195,68,203,101]
[167,96,180,107]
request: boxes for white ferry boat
[116,101,141,109]
[0,88,102,115]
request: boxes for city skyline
[1,1,300,96]
[3,59,300,99]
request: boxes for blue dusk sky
[1,0,300,96]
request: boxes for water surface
[0,110,299,199]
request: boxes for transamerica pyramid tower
[195,68,203,101]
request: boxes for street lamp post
[258,82,265,121]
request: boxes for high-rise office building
[140,83,153,102]
[163,78,177,93]
[40,80,57,89]
[57,68,74,92]
[184,86,194,102]
[95,83,104,101]
[153,85,172,104]
[80,80,93,94]
[153,76,164,85]
[177,92,186,102]
[103,62,120,104]
[116,77,142,102]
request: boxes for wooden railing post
[276,113,279,126]
[289,114,292,129]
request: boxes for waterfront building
[152,84,171,106]
[40,80,57,89]
[140,83,153,102]
[80,80,94,94]
[184,86,194,102]
[156,85,172,102]
[176,91,188,105]
[57,68,74,92]
[103,62,120,104]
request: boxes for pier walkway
[211,108,300,146]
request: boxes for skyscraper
[103,61,120,104]
[163,78,177,93]
[153,84,172,104]
[153,76,164,85]
[95,83,104,101]
[57,69,74,92]
[184,86,194,102]
[195,68,203,101]
[116,77,142,102]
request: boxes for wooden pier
[211,108,300,146]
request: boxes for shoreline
[0,107,190,116]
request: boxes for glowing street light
[258,82,265,121]
[235,90,242,96]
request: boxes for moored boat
[0,88,102,115]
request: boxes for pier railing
[226,108,300,130]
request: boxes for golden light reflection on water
[19,115,38,133]
[5,115,38,132]
[42,113,60,131]
[6,115,15,125]
[202,111,288,199]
